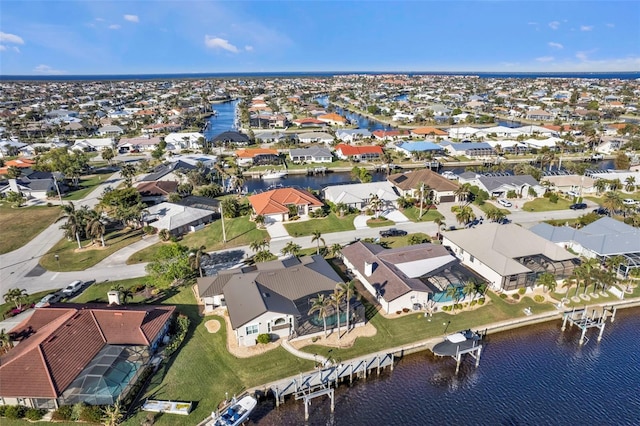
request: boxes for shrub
[455,303,462,310]
[0,405,5,417]
[442,305,450,311]
[52,405,73,421]
[79,404,102,423]
[518,288,526,295]
[25,408,45,421]
[499,293,508,299]
[534,295,545,303]
[4,405,26,419]
[478,298,485,305]
[549,193,559,204]
[395,310,402,315]
[402,307,410,313]
[164,314,190,357]
[143,225,157,235]
[512,293,520,300]
[71,402,86,421]
[470,300,477,306]
[256,333,271,344]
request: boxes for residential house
[334,144,383,161]
[457,173,545,198]
[289,147,333,163]
[335,129,372,143]
[71,138,115,152]
[97,125,124,136]
[525,109,554,121]
[372,130,404,141]
[297,132,334,144]
[195,255,364,346]
[322,181,399,211]
[0,304,175,408]
[530,217,640,277]
[138,160,200,183]
[410,127,448,138]
[118,136,163,152]
[143,202,214,235]
[341,241,474,314]
[447,126,480,140]
[440,141,495,158]
[292,118,328,128]
[235,148,281,167]
[442,223,578,291]
[394,141,444,158]
[134,180,178,204]
[387,169,460,203]
[541,174,597,196]
[0,158,37,175]
[248,187,324,222]
[164,132,204,150]
[317,113,347,126]
[211,131,251,147]
[0,175,60,201]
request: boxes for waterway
[315,96,394,132]
[252,307,640,425]
[204,99,240,141]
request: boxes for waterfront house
[138,160,200,183]
[341,241,474,314]
[317,113,347,126]
[457,173,545,198]
[387,169,460,203]
[211,131,251,147]
[447,126,480,140]
[322,181,399,211]
[235,148,281,167]
[335,129,372,142]
[247,187,324,222]
[142,202,214,235]
[334,144,383,161]
[525,109,554,121]
[530,217,640,277]
[289,147,333,163]
[394,141,444,158]
[410,127,448,138]
[442,223,578,291]
[164,132,204,150]
[195,255,364,346]
[372,130,404,141]
[292,118,328,128]
[440,141,495,158]
[134,180,178,205]
[0,304,175,409]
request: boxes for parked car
[566,190,580,197]
[61,280,84,297]
[379,228,408,237]
[593,207,609,215]
[569,203,587,210]
[497,199,512,207]
[622,199,638,206]
[35,292,62,308]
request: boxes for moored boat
[261,170,287,179]
[206,395,257,426]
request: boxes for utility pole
[220,201,227,243]
[419,182,425,220]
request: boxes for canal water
[204,99,240,141]
[251,308,640,425]
[315,96,394,132]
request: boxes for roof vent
[263,292,270,298]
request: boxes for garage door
[440,195,455,202]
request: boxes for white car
[61,280,83,297]
[622,199,637,206]
[497,199,512,207]
[567,190,580,197]
[35,293,62,308]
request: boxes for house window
[470,255,475,263]
[245,324,259,335]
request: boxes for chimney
[8,179,20,193]
[364,261,376,277]
[107,291,121,305]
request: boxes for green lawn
[366,217,394,228]
[476,203,510,216]
[40,228,144,271]
[72,277,150,304]
[123,287,313,426]
[380,232,432,247]
[284,213,356,237]
[0,203,60,254]
[0,289,56,319]
[401,206,444,222]
[63,172,115,201]
[522,197,573,212]
[127,216,268,264]
[300,291,556,362]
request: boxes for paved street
[1,184,597,301]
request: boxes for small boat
[208,395,257,426]
[261,170,287,180]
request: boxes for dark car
[569,203,587,210]
[593,207,608,215]
[379,228,408,238]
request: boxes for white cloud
[606,23,615,28]
[109,24,121,30]
[124,14,139,23]
[548,42,563,49]
[33,64,66,75]
[95,18,105,22]
[536,56,555,62]
[0,45,6,51]
[12,46,20,53]
[0,32,25,45]
[576,51,589,61]
[245,45,254,52]
[580,25,593,31]
[548,21,560,30]
[204,36,239,53]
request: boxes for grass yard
[0,289,56,319]
[401,206,444,222]
[72,277,150,304]
[301,291,556,362]
[366,217,394,228]
[40,228,144,271]
[379,232,432,248]
[522,197,573,212]
[124,287,313,426]
[63,172,115,201]
[127,216,268,264]
[0,203,60,254]
[476,203,511,216]
[284,213,356,237]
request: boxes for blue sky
[1,1,639,75]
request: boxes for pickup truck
[379,228,408,238]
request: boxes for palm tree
[329,243,342,258]
[3,288,29,310]
[120,164,137,187]
[311,230,325,255]
[85,212,106,247]
[624,176,636,192]
[445,285,460,314]
[536,272,557,293]
[254,249,274,263]
[0,328,13,355]
[189,245,209,278]
[594,179,608,195]
[602,191,623,215]
[254,214,266,229]
[110,284,134,304]
[369,194,382,218]
[336,280,357,334]
[331,287,343,340]
[58,202,84,249]
[281,241,302,258]
[101,401,124,426]
[453,205,476,225]
[308,293,331,337]
[462,281,477,301]
[605,255,626,276]
[455,183,472,205]
[250,239,269,253]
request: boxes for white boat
[208,395,257,426]
[261,170,287,180]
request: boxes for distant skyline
[1,1,639,75]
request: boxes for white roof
[322,181,399,205]
[164,132,204,144]
[144,202,212,231]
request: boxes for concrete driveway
[381,209,410,223]
[265,221,291,240]
[353,214,372,229]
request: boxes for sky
[1,0,639,75]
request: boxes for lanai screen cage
[60,345,149,406]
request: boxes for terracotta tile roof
[135,180,178,197]
[235,148,279,158]
[410,126,448,136]
[318,113,346,123]
[293,118,325,125]
[335,144,383,156]
[248,188,323,216]
[372,130,403,139]
[0,305,175,399]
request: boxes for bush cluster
[52,405,73,421]
[256,333,271,344]
[518,288,526,295]
[478,298,485,305]
[25,408,45,421]
[164,314,190,357]
[534,295,545,303]
[0,405,26,419]
[512,294,520,300]
[499,293,508,299]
